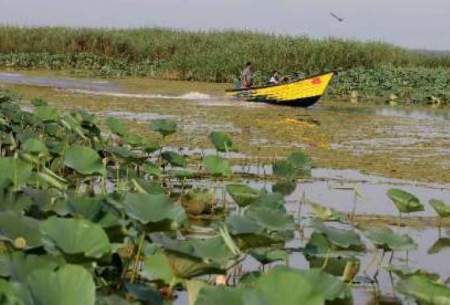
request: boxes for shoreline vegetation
[0,26,449,104]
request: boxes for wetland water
[1,71,450,304]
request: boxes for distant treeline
[0,26,449,82]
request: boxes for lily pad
[287,150,312,176]
[387,189,424,213]
[34,105,59,122]
[363,226,417,251]
[63,145,106,176]
[22,138,48,157]
[311,221,364,250]
[428,238,450,254]
[430,199,450,218]
[151,119,177,137]
[202,155,231,177]
[106,116,128,136]
[209,132,233,152]
[122,193,186,228]
[26,264,95,305]
[250,248,288,265]
[161,151,187,167]
[0,158,33,189]
[396,275,450,305]
[226,184,260,207]
[40,216,111,258]
[0,212,42,250]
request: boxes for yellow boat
[226,71,334,107]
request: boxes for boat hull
[226,72,334,107]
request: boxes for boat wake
[67,89,212,100]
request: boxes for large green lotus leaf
[107,146,142,161]
[124,283,163,305]
[106,116,128,136]
[0,158,33,189]
[430,199,450,218]
[151,119,177,137]
[0,212,42,250]
[63,145,106,176]
[196,286,262,305]
[363,226,417,251]
[186,280,209,305]
[202,155,231,177]
[252,192,286,211]
[0,252,65,281]
[226,215,265,235]
[131,178,165,195]
[0,279,31,305]
[142,162,161,177]
[428,238,450,254]
[245,206,296,233]
[140,250,175,284]
[26,264,95,305]
[161,151,187,168]
[272,180,296,196]
[122,193,186,227]
[209,132,233,152]
[226,184,260,207]
[241,267,350,305]
[34,105,59,122]
[63,196,103,220]
[287,150,312,176]
[272,160,296,178]
[311,221,364,250]
[309,203,346,222]
[304,232,333,256]
[40,217,111,258]
[387,189,424,213]
[396,275,450,305]
[250,248,288,265]
[22,138,48,157]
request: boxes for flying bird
[330,12,344,22]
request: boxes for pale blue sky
[0,0,449,50]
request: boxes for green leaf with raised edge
[140,250,175,284]
[122,193,186,227]
[26,264,95,305]
[428,238,450,254]
[0,212,42,250]
[363,226,417,251]
[161,151,187,167]
[151,119,177,137]
[106,116,128,136]
[40,216,111,258]
[430,199,450,218]
[63,145,106,176]
[209,132,233,152]
[142,162,161,177]
[250,248,288,265]
[22,138,48,157]
[0,279,31,305]
[34,105,59,122]
[245,206,296,233]
[0,158,33,189]
[196,286,261,305]
[226,184,260,207]
[387,189,424,213]
[311,221,364,250]
[396,275,450,305]
[272,160,296,178]
[202,155,231,177]
[287,150,312,176]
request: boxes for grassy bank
[0,26,449,103]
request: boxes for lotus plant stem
[320,249,331,270]
[130,232,146,284]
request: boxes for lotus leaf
[272,180,296,195]
[226,184,260,207]
[26,264,95,305]
[250,248,288,265]
[40,216,111,258]
[287,150,312,176]
[161,151,187,167]
[428,238,450,254]
[122,193,186,227]
[196,286,261,305]
[124,283,163,305]
[209,131,233,152]
[22,138,48,157]
[106,116,128,136]
[387,189,424,213]
[63,196,103,220]
[202,155,231,177]
[272,160,296,178]
[430,199,450,218]
[396,275,450,305]
[311,221,364,250]
[363,226,417,251]
[0,279,31,305]
[142,162,161,177]
[63,145,106,176]
[0,158,33,189]
[34,105,59,122]
[181,190,213,215]
[0,212,42,250]
[245,206,296,233]
[151,119,177,137]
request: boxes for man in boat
[240,62,254,88]
[269,70,280,84]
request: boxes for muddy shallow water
[2,70,450,305]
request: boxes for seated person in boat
[269,70,280,84]
[240,62,254,88]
